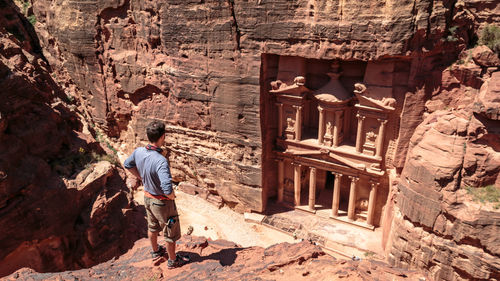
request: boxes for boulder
[471,45,500,67]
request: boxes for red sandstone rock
[0,4,144,276]
[390,72,500,280]
[471,45,500,67]
[5,236,429,281]
[474,71,500,120]
[29,0,482,213]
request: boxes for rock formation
[0,1,144,276]
[5,236,430,281]
[29,0,492,213]
[0,0,499,279]
[388,57,500,280]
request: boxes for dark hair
[146,121,165,143]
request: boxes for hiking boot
[151,245,166,260]
[167,255,189,269]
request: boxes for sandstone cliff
[29,0,493,212]
[388,65,500,280]
[0,0,144,276]
[1,0,499,280]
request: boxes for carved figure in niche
[325,122,332,137]
[323,121,333,146]
[284,178,294,190]
[365,131,377,144]
[286,118,295,131]
[355,198,369,211]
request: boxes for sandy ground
[133,187,297,248]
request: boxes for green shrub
[27,15,36,25]
[479,24,500,54]
[465,185,500,209]
[50,147,118,177]
[446,26,459,42]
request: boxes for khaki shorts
[144,196,181,243]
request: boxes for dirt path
[133,187,296,248]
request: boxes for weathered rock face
[5,236,430,281]
[30,0,485,212]
[0,1,144,276]
[20,0,500,279]
[388,70,500,280]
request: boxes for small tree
[479,24,500,55]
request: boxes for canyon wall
[2,0,496,279]
[32,0,480,212]
[388,68,500,280]
[0,0,144,276]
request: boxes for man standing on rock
[124,120,189,268]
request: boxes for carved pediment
[354,83,396,111]
[270,76,310,95]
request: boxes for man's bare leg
[167,241,176,260]
[149,230,159,252]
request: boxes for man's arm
[157,159,175,199]
[124,150,141,180]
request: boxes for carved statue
[286,117,295,131]
[366,131,377,143]
[381,97,396,108]
[355,198,369,211]
[270,76,306,92]
[353,83,396,110]
[354,83,367,95]
[325,122,332,136]
[293,76,306,86]
[271,80,283,90]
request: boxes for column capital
[369,180,380,188]
[275,102,284,107]
[348,175,359,182]
[318,106,324,112]
[377,118,388,125]
[356,113,365,121]
[293,105,303,111]
[291,162,302,167]
[331,171,343,177]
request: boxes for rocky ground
[5,236,428,281]
[3,189,428,281]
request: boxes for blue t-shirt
[123,147,173,196]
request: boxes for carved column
[331,172,342,217]
[277,103,284,137]
[355,114,365,153]
[333,110,342,147]
[308,167,317,211]
[293,163,302,206]
[347,176,359,220]
[317,106,325,145]
[367,181,379,226]
[375,119,388,158]
[278,160,285,202]
[294,106,303,141]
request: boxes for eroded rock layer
[0,1,144,276]
[30,0,492,212]
[388,71,500,280]
[6,236,430,281]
